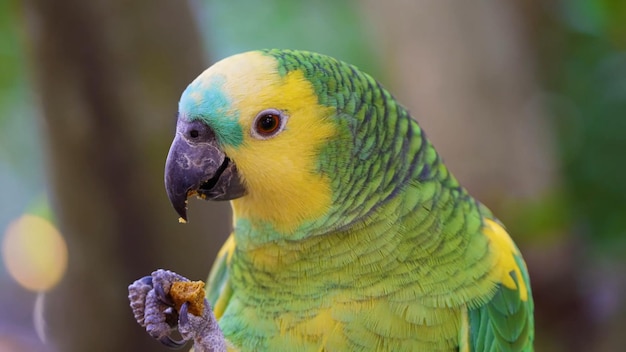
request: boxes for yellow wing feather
[482,218,529,302]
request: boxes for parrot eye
[251,109,287,139]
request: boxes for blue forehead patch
[178,74,244,147]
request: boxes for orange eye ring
[251,109,287,139]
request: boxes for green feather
[469,253,534,351]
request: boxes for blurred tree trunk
[21,1,231,351]
[360,0,557,201]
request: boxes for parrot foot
[128,269,226,352]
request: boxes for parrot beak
[164,118,246,222]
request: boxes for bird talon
[158,335,188,349]
[138,275,153,286]
[154,281,175,307]
[179,301,189,327]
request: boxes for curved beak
[164,119,245,222]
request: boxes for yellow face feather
[194,52,337,235]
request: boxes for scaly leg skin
[179,300,227,352]
[128,269,226,352]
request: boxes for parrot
[143,49,534,351]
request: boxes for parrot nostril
[189,130,199,138]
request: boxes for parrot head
[165,50,346,236]
[165,49,413,240]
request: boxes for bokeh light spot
[1,215,68,292]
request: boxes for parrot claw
[128,269,227,352]
[154,280,175,307]
[139,275,153,286]
[158,335,187,349]
[179,301,190,327]
[128,270,190,349]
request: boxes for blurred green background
[1,0,625,351]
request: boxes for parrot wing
[466,220,534,352]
